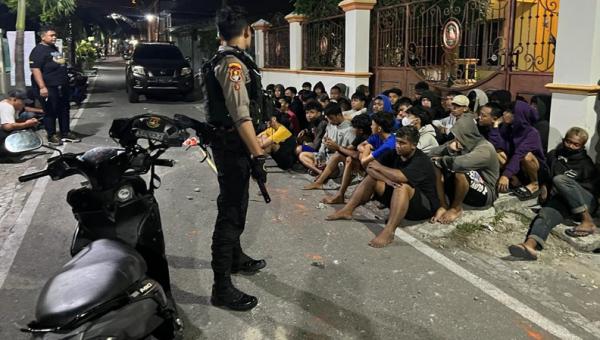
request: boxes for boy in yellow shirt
[257,111,295,169]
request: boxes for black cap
[7,89,34,105]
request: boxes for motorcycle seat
[35,239,147,328]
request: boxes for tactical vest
[201,47,273,129]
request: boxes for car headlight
[181,67,192,76]
[132,65,145,76]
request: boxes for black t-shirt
[376,149,440,210]
[29,43,68,87]
[351,134,368,148]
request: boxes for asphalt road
[0,58,598,339]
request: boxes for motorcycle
[67,66,89,106]
[6,113,214,339]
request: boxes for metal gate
[371,0,558,98]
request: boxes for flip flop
[513,186,540,201]
[508,244,538,260]
[565,227,596,238]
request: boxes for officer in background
[29,26,80,145]
[203,6,268,311]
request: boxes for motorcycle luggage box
[34,239,147,328]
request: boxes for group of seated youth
[255,81,599,256]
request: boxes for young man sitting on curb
[317,112,395,199]
[508,128,599,260]
[429,117,499,224]
[400,105,439,155]
[494,101,546,200]
[257,111,296,170]
[326,126,439,248]
[295,100,328,163]
[432,94,473,144]
[343,92,368,120]
[304,114,371,191]
[299,102,354,177]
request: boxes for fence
[302,14,345,71]
[264,25,290,68]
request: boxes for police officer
[29,26,79,146]
[204,6,268,311]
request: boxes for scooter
[5,113,212,339]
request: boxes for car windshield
[133,45,183,60]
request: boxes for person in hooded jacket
[508,127,599,260]
[430,117,500,224]
[419,90,446,120]
[467,89,488,113]
[274,84,285,100]
[313,81,326,97]
[493,101,546,200]
[402,105,438,155]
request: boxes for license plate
[135,129,166,141]
[152,76,172,83]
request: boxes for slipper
[508,244,537,260]
[565,227,596,238]
[513,186,539,201]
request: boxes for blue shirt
[368,134,396,159]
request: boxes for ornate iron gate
[303,14,346,70]
[372,0,558,97]
[265,25,290,68]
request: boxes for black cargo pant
[210,129,252,289]
[38,85,70,136]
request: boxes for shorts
[272,138,296,170]
[444,170,493,207]
[377,185,434,221]
[301,145,316,153]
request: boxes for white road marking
[0,76,96,289]
[393,228,583,340]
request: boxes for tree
[0,0,77,88]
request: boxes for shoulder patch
[228,62,243,83]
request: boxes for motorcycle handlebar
[154,159,175,167]
[19,169,50,182]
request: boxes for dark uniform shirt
[213,45,253,127]
[29,43,68,87]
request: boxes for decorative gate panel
[372,0,558,97]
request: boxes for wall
[261,69,370,97]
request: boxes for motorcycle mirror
[4,130,43,153]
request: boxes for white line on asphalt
[393,228,582,340]
[0,76,97,289]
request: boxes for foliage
[293,0,342,18]
[0,0,76,23]
[75,39,96,67]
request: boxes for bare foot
[431,207,447,223]
[439,207,463,224]
[321,194,345,204]
[575,220,597,233]
[369,229,395,248]
[326,209,353,221]
[303,182,323,190]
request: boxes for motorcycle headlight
[132,65,146,76]
[181,67,192,76]
[116,185,134,202]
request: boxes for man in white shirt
[1,89,39,154]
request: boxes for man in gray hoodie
[430,117,499,224]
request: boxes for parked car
[125,42,194,103]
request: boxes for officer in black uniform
[203,6,268,311]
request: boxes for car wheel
[128,86,139,103]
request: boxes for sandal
[565,227,596,238]
[513,186,540,201]
[508,243,538,260]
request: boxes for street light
[145,14,157,41]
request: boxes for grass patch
[450,222,486,242]
[507,210,533,226]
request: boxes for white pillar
[251,19,271,68]
[339,0,376,73]
[546,0,600,160]
[285,13,306,71]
